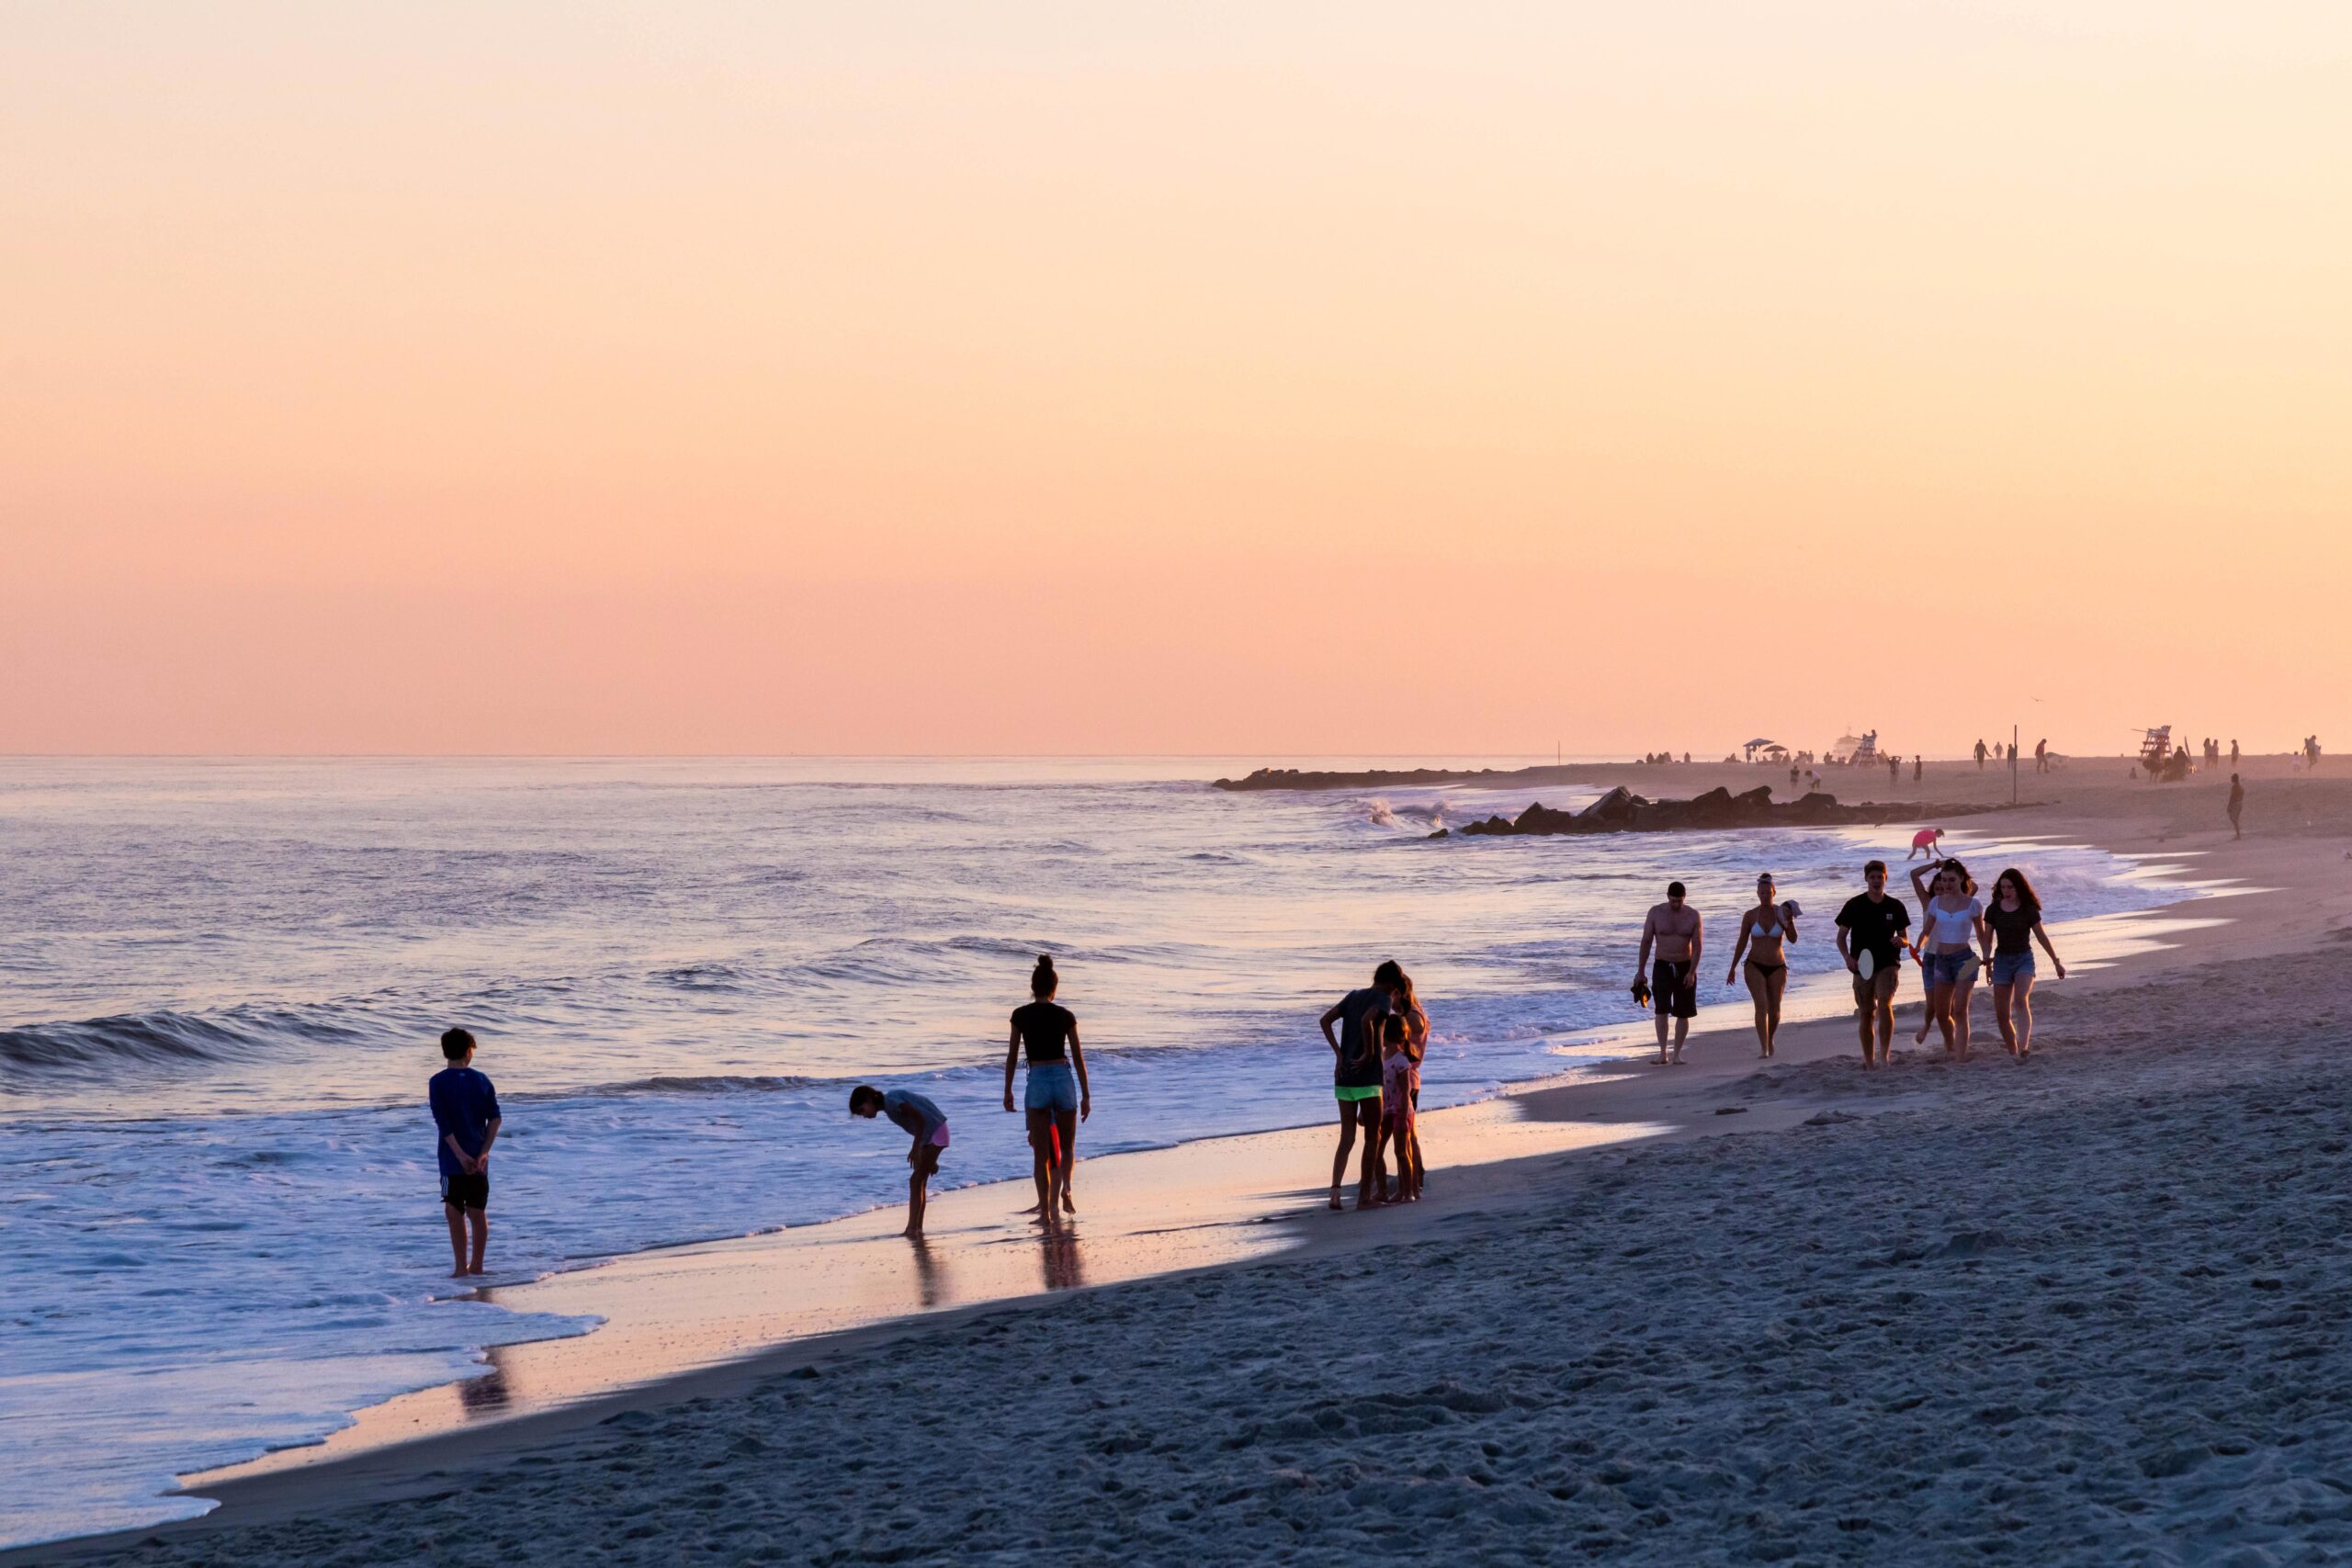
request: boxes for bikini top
[1752,911,1784,942]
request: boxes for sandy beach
[17,758,2352,1567]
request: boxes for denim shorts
[1023,1061,1080,1112]
[1925,951,1980,987]
[1990,952,2036,987]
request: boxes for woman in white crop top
[1909,857,1991,1062]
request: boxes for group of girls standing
[1319,959,1429,1211]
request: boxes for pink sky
[6,4,2347,757]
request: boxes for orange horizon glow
[6,4,2348,759]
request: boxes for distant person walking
[1986,869,2066,1058]
[1003,954,1090,1224]
[1887,753,1900,785]
[1914,755,1924,783]
[1912,859,1989,1062]
[2230,739,2240,770]
[2227,773,2245,839]
[1635,883,1704,1065]
[1726,874,1797,1058]
[2035,738,2048,773]
[429,1027,502,1279]
[850,1085,950,1236]
[1836,861,1910,1069]
[1974,739,1989,770]
[1319,962,1404,1210]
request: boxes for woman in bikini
[1986,867,2066,1058]
[1912,859,1990,1062]
[1724,873,1797,1057]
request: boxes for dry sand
[18,759,2352,1567]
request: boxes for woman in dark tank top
[1986,867,2067,1058]
[1002,955,1090,1224]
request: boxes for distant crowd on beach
[424,754,2295,1258]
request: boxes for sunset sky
[6,3,2347,758]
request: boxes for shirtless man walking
[1635,882,1704,1065]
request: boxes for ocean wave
[0,1006,387,1079]
[562,1073,821,1099]
[1362,796,1449,830]
[651,964,749,992]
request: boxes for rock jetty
[1443,785,2007,837]
[1214,764,1597,793]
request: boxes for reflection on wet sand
[908,1237,950,1310]
[1038,1226,1085,1292]
[457,1348,514,1416]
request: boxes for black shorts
[1651,960,1698,1020]
[441,1171,489,1211]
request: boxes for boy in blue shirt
[849,1084,947,1237]
[429,1027,502,1277]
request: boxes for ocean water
[0,758,2188,1547]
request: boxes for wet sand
[189,1099,1669,1492]
[16,758,2352,1566]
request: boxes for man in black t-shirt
[1836,860,1911,1069]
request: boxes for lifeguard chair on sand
[2138,726,2172,773]
[1831,730,1879,767]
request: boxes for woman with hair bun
[1003,954,1091,1224]
[1911,858,1989,1061]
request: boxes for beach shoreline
[13,759,2347,1566]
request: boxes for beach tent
[1742,738,1780,762]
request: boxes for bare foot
[901,1225,923,1238]
[1328,1187,1344,1211]
[449,1268,470,1279]
[1060,1192,1077,1214]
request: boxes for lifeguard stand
[2138,726,2172,773]
[1832,731,1879,767]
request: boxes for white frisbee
[1856,949,1877,980]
